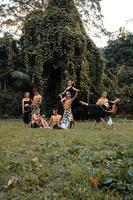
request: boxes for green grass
[0,120,133,200]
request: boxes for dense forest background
[0,0,132,118]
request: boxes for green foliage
[0,91,22,118]
[0,33,27,119]
[103,33,133,86]
[86,37,105,100]
[0,33,17,80]
[0,33,24,89]
[103,33,133,114]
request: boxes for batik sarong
[102,115,113,126]
[60,109,72,129]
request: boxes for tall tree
[21,0,107,115]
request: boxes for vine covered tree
[21,0,114,116]
[21,0,91,115]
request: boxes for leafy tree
[0,0,106,37]
[103,32,133,115]
[103,32,133,86]
[0,33,25,118]
[0,33,21,90]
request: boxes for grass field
[0,120,133,200]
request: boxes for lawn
[0,120,133,200]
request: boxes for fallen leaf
[89,177,99,187]
[5,176,15,188]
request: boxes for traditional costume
[87,101,114,124]
[23,99,32,125]
[60,90,79,129]
[59,86,79,128]
[60,109,73,129]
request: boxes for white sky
[95,0,133,47]
[101,0,133,32]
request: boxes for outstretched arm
[72,87,80,92]
[79,101,89,106]
[59,86,72,97]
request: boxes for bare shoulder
[22,98,25,101]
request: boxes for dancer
[59,79,79,98]
[80,98,120,129]
[32,88,43,114]
[49,108,63,129]
[59,79,79,128]
[22,92,32,127]
[93,91,109,129]
[60,90,79,129]
[101,98,120,129]
[32,88,43,107]
[31,109,51,129]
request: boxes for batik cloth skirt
[60,109,72,129]
[102,113,113,126]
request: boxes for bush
[0,90,22,118]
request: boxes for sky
[95,0,133,47]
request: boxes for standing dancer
[80,98,120,130]
[32,88,43,107]
[32,88,43,114]
[59,91,79,129]
[22,92,32,127]
[59,79,79,128]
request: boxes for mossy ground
[0,120,133,200]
